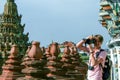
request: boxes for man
[76,34,107,80]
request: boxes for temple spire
[0,0,29,56]
[4,0,18,16]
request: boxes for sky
[0,0,111,48]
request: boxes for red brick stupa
[0,45,23,80]
[17,41,49,80]
[46,42,68,80]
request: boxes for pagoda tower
[0,0,29,57]
[99,0,120,80]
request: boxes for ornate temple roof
[99,0,120,38]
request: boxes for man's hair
[94,34,104,43]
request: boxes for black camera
[85,38,96,44]
[88,65,94,70]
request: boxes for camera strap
[88,49,104,66]
[96,49,105,68]
[96,49,104,59]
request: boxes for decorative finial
[7,0,14,2]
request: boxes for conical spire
[4,0,18,16]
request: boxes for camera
[85,38,96,44]
[88,65,94,70]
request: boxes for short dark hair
[94,34,103,43]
